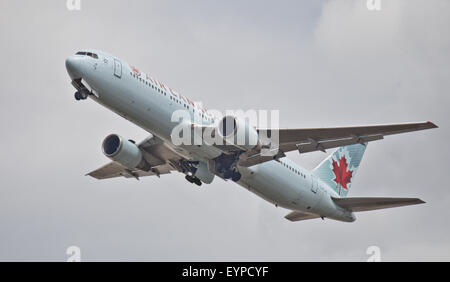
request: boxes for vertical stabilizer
[312,143,367,197]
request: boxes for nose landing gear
[71,79,90,101]
[74,89,89,101]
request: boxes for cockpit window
[75,51,98,59]
[86,52,98,59]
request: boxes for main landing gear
[221,168,242,182]
[185,175,202,186]
[230,171,242,182]
[214,154,242,182]
[74,89,89,101]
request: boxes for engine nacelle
[194,162,215,184]
[218,115,259,150]
[102,134,146,169]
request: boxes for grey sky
[0,0,449,261]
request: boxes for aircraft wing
[332,197,425,212]
[87,135,185,180]
[87,161,174,180]
[239,121,437,167]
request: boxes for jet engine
[217,115,259,150]
[102,134,148,170]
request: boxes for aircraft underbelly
[237,161,320,211]
[95,81,323,213]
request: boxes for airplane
[65,49,437,222]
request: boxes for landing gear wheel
[185,175,195,183]
[74,89,89,101]
[231,171,242,182]
[186,175,202,186]
[79,89,89,99]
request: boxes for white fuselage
[66,50,355,222]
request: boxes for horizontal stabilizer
[285,211,321,222]
[332,197,425,212]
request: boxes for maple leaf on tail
[331,156,353,190]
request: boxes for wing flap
[332,197,425,212]
[87,161,125,179]
[257,121,437,157]
[282,134,383,153]
[87,162,173,180]
[273,121,437,144]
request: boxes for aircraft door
[114,59,122,78]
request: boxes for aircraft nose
[65,56,84,79]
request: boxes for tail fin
[312,143,367,197]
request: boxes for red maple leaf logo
[332,156,353,190]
